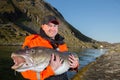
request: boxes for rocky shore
[72,46,120,80]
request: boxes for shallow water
[67,48,108,79]
[0,46,107,80]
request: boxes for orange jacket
[21,34,68,80]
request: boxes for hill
[0,0,108,50]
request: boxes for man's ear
[41,24,46,30]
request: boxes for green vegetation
[0,23,30,45]
[0,0,109,49]
[0,0,15,13]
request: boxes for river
[0,46,107,80]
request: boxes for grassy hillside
[0,0,107,50]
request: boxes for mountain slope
[0,0,104,50]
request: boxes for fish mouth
[11,54,26,70]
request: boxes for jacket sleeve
[59,43,68,52]
[22,35,33,48]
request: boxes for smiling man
[21,15,79,80]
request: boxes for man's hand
[49,54,63,71]
[68,54,79,69]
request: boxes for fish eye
[31,49,35,53]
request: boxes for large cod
[11,47,79,75]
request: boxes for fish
[11,47,79,75]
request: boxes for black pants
[45,72,68,80]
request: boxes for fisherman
[21,15,79,80]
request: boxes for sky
[46,0,120,43]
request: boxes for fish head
[11,47,50,72]
[11,48,37,72]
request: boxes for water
[67,48,108,79]
[79,48,107,68]
[0,46,107,80]
[0,46,24,80]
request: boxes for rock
[72,48,120,80]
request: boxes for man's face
[42,22,58,39]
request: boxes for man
[21,15,79,80]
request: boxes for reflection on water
[67,48,108,79]
[79,48,107,68]
[0,46,108,80]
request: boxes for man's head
[41,15,59,39]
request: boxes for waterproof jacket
[21,34,68,80]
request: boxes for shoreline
[72,47,120,80]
